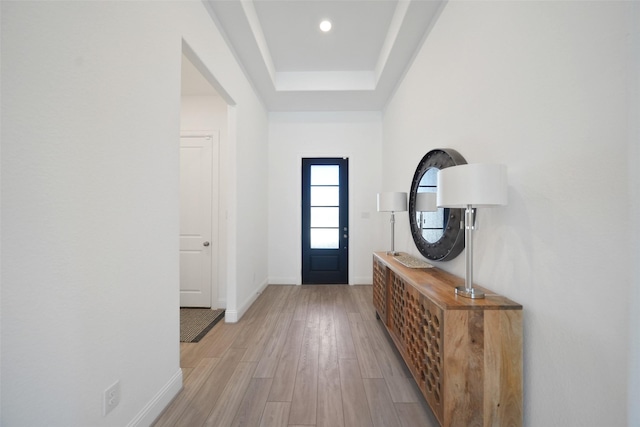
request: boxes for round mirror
[409,148,467,261]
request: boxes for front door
[301,158,349,284]
[179,133,217,307]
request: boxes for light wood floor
[153,285,439,427]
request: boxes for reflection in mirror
[409,149,467,261]
[416,170,446,243]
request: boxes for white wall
[181,95,229,133]
[180,95,229,308]
[268,112,383,285]
[1,2,267,426]
[383,2,637,426]
[233,100,270,319]
[628,3,640,424]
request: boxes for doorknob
[203,241,210,247]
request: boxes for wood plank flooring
[153,285,439,427]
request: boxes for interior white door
[180,134,215,307]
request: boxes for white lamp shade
[437,164,507,208]
[377,192,407,212]
[415,192,437,212]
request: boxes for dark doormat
[180,308,225,343]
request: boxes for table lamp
[377,192,407,256]
[436,164,507,298]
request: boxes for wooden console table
[373,252,522,426]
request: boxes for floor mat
[180,308,225,343]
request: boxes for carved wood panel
[400,284,444,422]
[372,258,387,320]
[390,273,406,350]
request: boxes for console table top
[374,251,522,311]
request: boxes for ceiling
[202,0,446,112]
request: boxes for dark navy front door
[301,158,349,284]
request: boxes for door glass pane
[311,228,339,249]
[311,187,339,206]
[311,207,339,227]
[311,165,339,186]
[305,161,344,252]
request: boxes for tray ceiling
[203,0,446,111]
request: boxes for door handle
[203,241,210,247]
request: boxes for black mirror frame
[409,148,467,261]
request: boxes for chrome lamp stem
[456,205,485,299]
[387,211,400,256]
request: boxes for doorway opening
[179,46,231,309]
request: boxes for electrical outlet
[103,380,120,416]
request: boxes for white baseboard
[268,277,299,285]
[225,279,269,323]
[352,276,373,285]
[266,278,373,286]
[224,309,238,323]
[127,368,183,427]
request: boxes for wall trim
[225,309,239,323]
[268,277,299,285]
[127,368,183,427]
[352,276,373,285]
[225,278,269,323]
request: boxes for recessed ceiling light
[319,20,332,32]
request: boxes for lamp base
[387,251,401,256]
[455,286,485,299]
